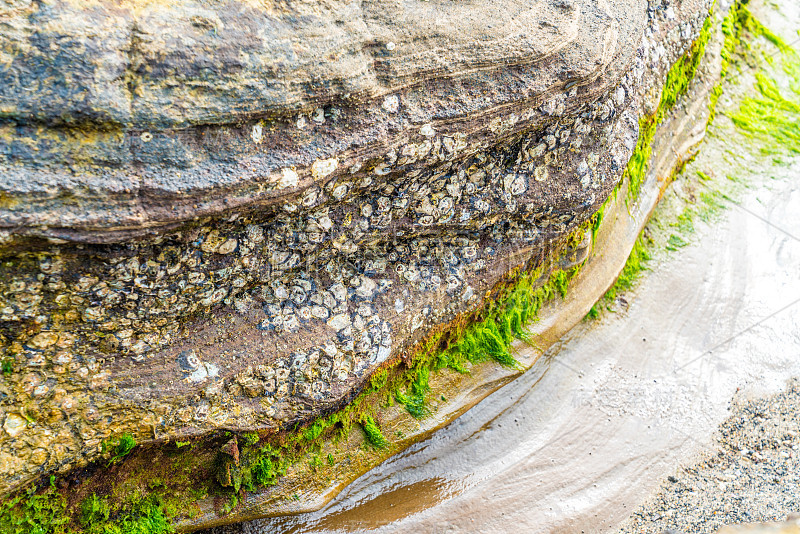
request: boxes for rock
[0,0,719,529]
[220,438,240,467]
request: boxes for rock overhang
[0,0,644,243]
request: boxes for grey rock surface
[0,0,642,242]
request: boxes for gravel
[618,379,800,534]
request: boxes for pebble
[619,380,800,533]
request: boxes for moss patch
[626,8,715,203]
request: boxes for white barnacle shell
[302,187,319,206]
[311,305,329,320]
[373,164,391,176]
[246,224,264,243]
[251,122,263,143]
[311,158,338,180]
[504,174,527,196]
[278,168,299,189]
[419,123,435,137]
[382,95,400,113]
[186,351,202,369]
[332,183,349,200]
[437,196,454,213]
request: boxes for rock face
[0,0,713,528]
[1,0,642,242]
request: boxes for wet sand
[619,379,800,533]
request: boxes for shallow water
[213,4,800,533]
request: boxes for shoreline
[619,379,800,533]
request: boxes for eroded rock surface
[0,0,712,520]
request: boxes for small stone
[419,124,435,137]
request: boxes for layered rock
[0,0,717,529]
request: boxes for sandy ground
[619,380,800,534]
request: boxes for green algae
[589,2,756,319]
[360,417,390,450]
[395,366,431,419]
[0,478,68,534]
[104,434,137,467]
[590,2,798,321]
[626,9,715,203]
[731,72,800,152]
[709,1,751,125]
[0,481,174,534]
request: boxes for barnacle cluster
[0,70,637,494]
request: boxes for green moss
[666,234,689,251]
[360,417,390,450]
[103,434,136,467]
[0,479,68,534]
[603,233,653,304]
[626,9,714,203]
[84,497,174,534]
[587,3,765,321]
[0,481,174,534]
[395,366,430,419]
[709,1,750,124]
[659,14,714,124]
[80,494,111,527]
[730,72,800,153]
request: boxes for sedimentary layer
[0,0,725,530]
